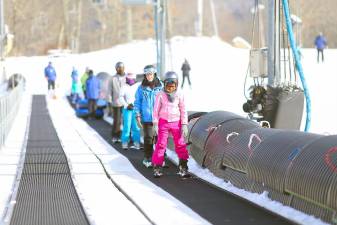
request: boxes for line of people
[55,61,191,178]
[105,62,191,178]
[69,67,101,119]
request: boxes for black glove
[127,104,134,110]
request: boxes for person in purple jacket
[314,32,327,63]
[86,70,101,119]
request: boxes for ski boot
[112,137,121,143]
[122,142,128,150]
[178,159,191,178]
[142,158,153,168]
[131,142,140,150]
[153,166,163,178]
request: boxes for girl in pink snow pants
[152,71,190,177]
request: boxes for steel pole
[268,0,280,86]
[126,6,133,42]
[159,0,166,79]
[154,0,160,76]
[196,0,203,36]
[0,0,4,60]
[0,0,5,83]
[209,0,218,36]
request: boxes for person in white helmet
[134,65,163,168]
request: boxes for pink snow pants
[152,118,189,166]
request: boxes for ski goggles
[165,78,177,85]
[144,67,156,75]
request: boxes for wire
[243,63,250,100]
[287,30,293,84]
[251,0,258,48]
[282,0,311,132]
[281,13,287,84]
[243,0,259,100]
[256,0,260,48]
[293,52,298,85]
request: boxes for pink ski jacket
[153,91,188,125]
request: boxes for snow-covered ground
[1,36,335,225]
[0,82,8,97]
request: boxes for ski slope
[1,36,335,225]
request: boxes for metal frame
[0,79,24,149]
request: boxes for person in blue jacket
[314,32,327,63]
[86,70,101,119]
[134,65,162,168]
[44,61,57,92]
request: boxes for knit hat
[127,73,136,79]
[126,73,136,85]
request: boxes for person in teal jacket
[134,65,162,168]
[71,67,82,104]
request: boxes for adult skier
[181,59,191,88]
[44,61,57,97]
[134,65,162,168]
[109,62,127,143]
[314,32,327,63]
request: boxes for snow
[47,97,209,225]
[0,82,8,97]
[0,36,334,225]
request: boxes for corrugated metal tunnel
[186,110,337,224]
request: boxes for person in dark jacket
[44,61,57,91]
[134,65,163,168]
[314,32,327,63]
[181,59,191,88]
[86,70,101,119]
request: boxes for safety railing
[0,76,25,149]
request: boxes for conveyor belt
[9,95,90,225]
[87,116,294,225]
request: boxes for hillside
[3,0,336,56]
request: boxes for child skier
[119,73,141,150]
[152,71,190,178]
[134,65,163,168]
[70,67,82,104]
